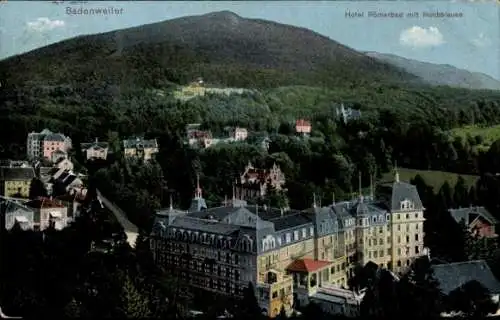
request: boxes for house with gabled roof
[2,198,35,230]
[81,138,109,160]
[55,157,73,171]
[0,166,35,198]
[27,128,71,162]
[432,260,500,317]
[25,197,69,230]
[235,162,286,201]
[448,206,498,238]
[123,136,158,161]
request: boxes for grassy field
[380,168,479,193]
[449,124,500,152]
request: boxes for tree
[117,274,151,318]
[400,256,443,319]
[63,298,85,318]
[238,282,261,320]
[468,185,478,205]
[453,176,468,208]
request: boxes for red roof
[286,259,332,273]
[25,197,66,209]
[295,119,311,127]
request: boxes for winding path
[95,189,139,248]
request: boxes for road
[95,188,138,248]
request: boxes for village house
[336,104,362,124]
[2,199,35,231]
[448,206,498,238]
[55,191,87,224]
[25,197,69,230]
[27,128,72,162]
[81,138,109,161]
[226,126,248,141]
[186,124,249,149]
[0,166,35,198]
[51,149,67,164]
[51,169,84,196]
[432,260,500,317]
[235,162,286,201]
[295,119,312,137]
[123,137,159,161]
[55,157,74,171]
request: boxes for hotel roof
[287,259,332,273]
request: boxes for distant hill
[365,51,500,91]
[0,11,420,89]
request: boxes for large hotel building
[150,170,426,318]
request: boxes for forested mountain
[365,51,500,91]
[0,11,419,89]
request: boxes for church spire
[169,193,173,211]
[195,173,202,198]
[313,193,317,208]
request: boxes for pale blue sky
[0,1,498,79]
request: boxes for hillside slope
[0,11,419,89]
[365,51,500,91]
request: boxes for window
[372,216,376,223]
[373,238,377,245]
[406,235,410,243]
[379,250,384,257]
[397,225,401,231]
[286,233,291,243]
[310,227,314,236]
[302,228,307,238]
[374,251,378,258]
[379,238,384,245]
[387,236,391,243]
[406,214,409,219]
[415,213,419,219]
[397,248,401,255]
[406,224,410,232]
[397,236,401,243]
[387,248,390,255]
[396,214,400,220]
[293,231,299,241]
[397,260,401,267]
[415,246,420,254]
[415,234,419,241]
[386,214,391,221]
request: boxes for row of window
[366,245,421,259]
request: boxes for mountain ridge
[365,51,500,91]
[0,11,420,89]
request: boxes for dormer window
[400,200,413,210]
